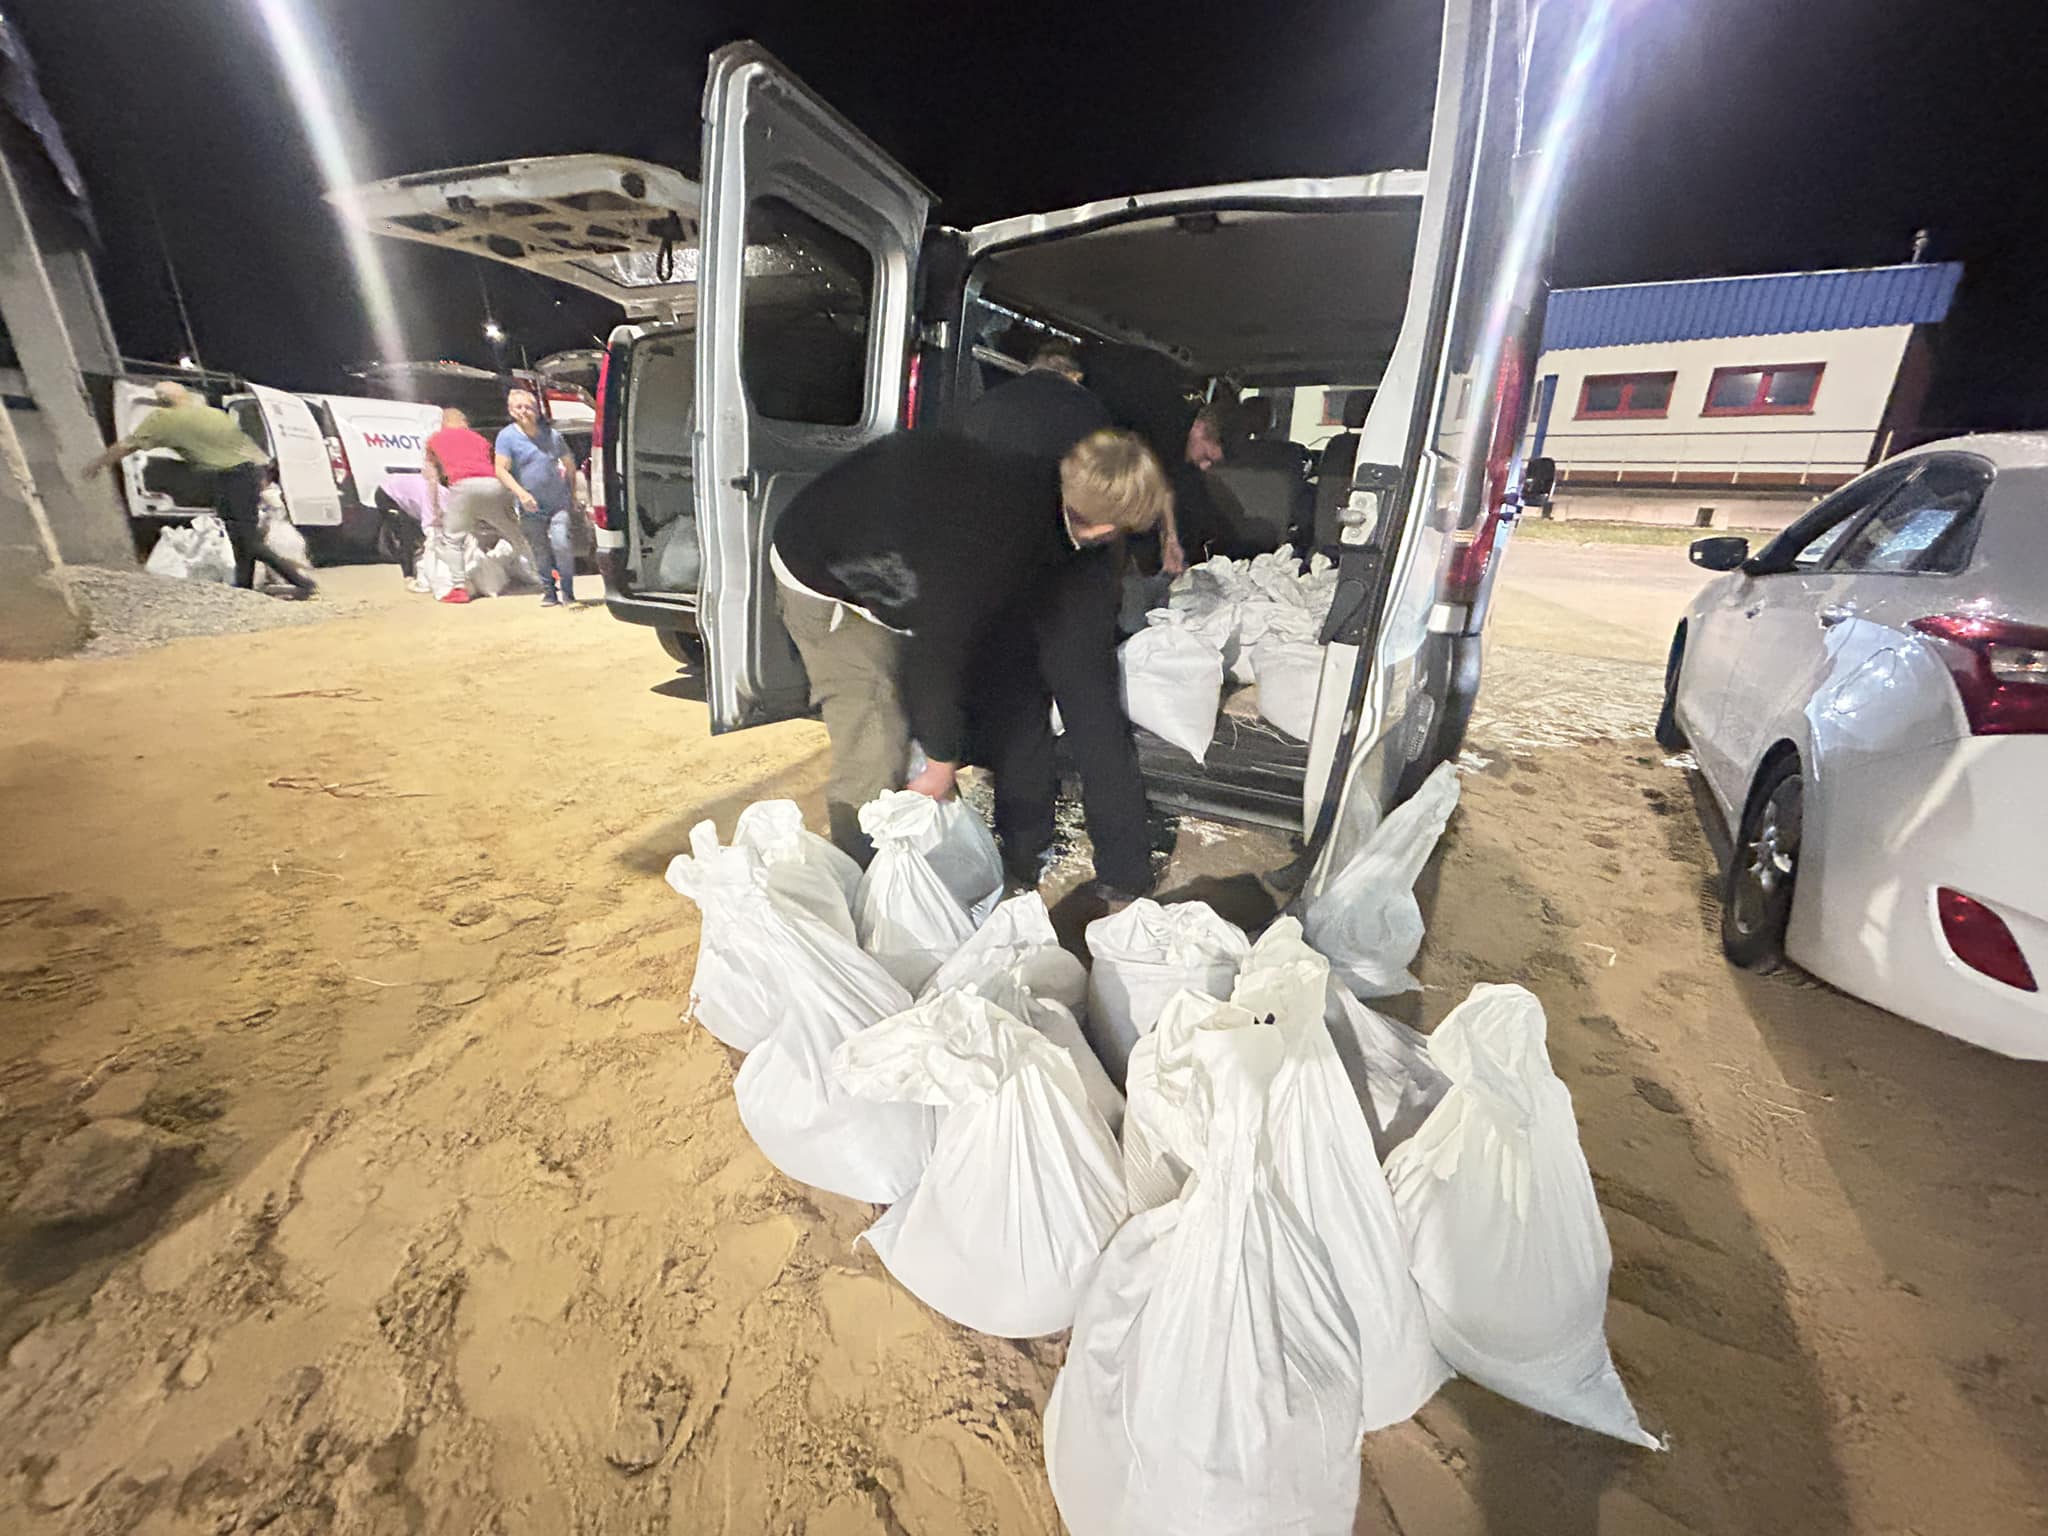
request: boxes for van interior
[614,193,1425,827]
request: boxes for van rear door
[337,155,702,321]
[112,379,211,518]
[694,43,933,733]
[242,385,344,526]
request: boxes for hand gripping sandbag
[833,989,1127,1337]
[1120,610,1225,764]
[1301,760,1461,997]
[1084,899,1250,1087]
[1384,984,1661,1448]
[923,894,1122,1132]
[733,799,863,941]
[725,924,936,1205]
[1323,982,1449,1162]
[854,792,982,992]
[666,821,859,1052]
[1233,919,1449,1429]
[1045,1025,1365,1536]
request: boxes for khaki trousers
[776,581,909,864]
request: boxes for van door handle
[1818,605,1852,628]
[1743,604,1763,619]
[728,468,760,498]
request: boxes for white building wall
[1533,324,1912,485]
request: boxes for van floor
[0,559,2039,1534]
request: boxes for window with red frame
[1574,371,1675,419]
[1703,362,1824,416]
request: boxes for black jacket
[960,368,1113,464]
[772,432,1077,763]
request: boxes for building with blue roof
[1529,261,1963,530]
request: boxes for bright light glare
[251,0,406,370]
[482,319,506,344]
[176,355,196,370]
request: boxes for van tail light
[1909,615,2048,735]
[1441,337,1530,608]
[590,349,612,530]
[325,436,351,492]
[1937,889,2039,992]
[904,350,923,430]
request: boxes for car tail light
[1937,888,2039,992]
[1441,337,1530,607]
[903,350,923,430]
[1909,615,2048,735]
[590,349,611,530]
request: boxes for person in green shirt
[84,381,316,595]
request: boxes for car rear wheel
[1722,755,1802,972]
[1654,626,1688,752]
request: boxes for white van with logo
[114,378,440,561]
[343,0,1590,844]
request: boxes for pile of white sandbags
[663,776,1657,1535]
[1122,546,1342,752]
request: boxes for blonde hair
[1059,429,1170,535]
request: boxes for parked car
[343,0,1591,853]
[1659,435,2048,1058]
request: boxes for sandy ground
[0,558,2043,1534]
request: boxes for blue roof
[1542,262,1963,352]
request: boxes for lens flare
[250,0,407,369]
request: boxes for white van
[344,0,1582,841]
[112,377,440,561]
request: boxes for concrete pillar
[0,138,132,567]
[0,401,89,659]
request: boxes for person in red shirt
[421,408,522,605]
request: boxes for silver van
[346,0,1588,849]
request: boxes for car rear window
[1829,457,1992,575]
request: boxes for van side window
[741,196,873,427]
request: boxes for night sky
[14,0,2048,431]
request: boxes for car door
[1705,464,1917,800]
[112,379,212,517]
[694,43,933,733]
[238,385,344,527]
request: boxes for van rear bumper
[599,559,698,634]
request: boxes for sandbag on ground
[834,989,1126,1337]
[1384,983,1661,1448]
[855,792,983,992]
[1046,1024,1364,1536]
[1301,760,1461,997]
[1083,899,1250,1087]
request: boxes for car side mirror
[1689,535,1751,572]
[1520,455,1556,501]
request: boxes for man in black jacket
[770,428,1169,889]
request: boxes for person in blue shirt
[493,387,584,606]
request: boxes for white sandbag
[1384,983,1660,1448]
[418,536,462,599]
[1324,982,1449,1162]
[921,893,1122,1131]
[1249,635,1323,740]
[834,989,1126,1337]
[666,820,869,1053]
[1045,1024,1364,1536]
[1301,759,1461,997]
[1233,919,1449,1428]
[651,513,701,589]
[1119,987,1250,1213]
[1083,899,1250,1087]
[257,496,310,584]
[466,537,533,598]
[732,799,862,941]
[145,514,234,585]
[1120,610,1224,764]
[855,792,980,992]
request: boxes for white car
[1660,434,2048,1057]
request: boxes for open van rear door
[695,43,933,732]
[337,155,701,320]
[234,384,343,526]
